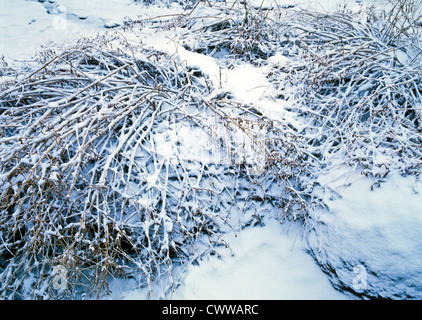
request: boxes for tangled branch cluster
[1,0,421,300]
[267,5,422,183]
[0,32,306,299]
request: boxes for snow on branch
[0,34,307,299]
[267,5,422,183]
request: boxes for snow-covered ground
[1,0,421,300]
[308,166,422,299]
[0,0,371,64]
[121,218,349,300]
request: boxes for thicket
[278,0,422,182]
[0,0,421,299]
[0,34,305,299]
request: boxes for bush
[1,0,420,300]
[266,1,422,183]
[0,32,307,299]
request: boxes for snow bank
[308,165,422,299]
[172,218,349,299]
[0,0,178,64]
[0,0,55,61]
[118,218,349,300]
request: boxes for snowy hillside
[0,0,421,300]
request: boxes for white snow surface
[117,217,349,300]
[170,218,349,300]
[308,164,422,299]
[2,0,421,300]
[0,0,373,64]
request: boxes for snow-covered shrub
[377,0,422,48]
[266,1,422,299]
[131,0,199,8]
[3,0,420,300]
[0,31,307,299]
[267,4,422,183]
[172,0,280,64]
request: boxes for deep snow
[143,218,349,300]
[308,165,422,299]
[1,0,421,300]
